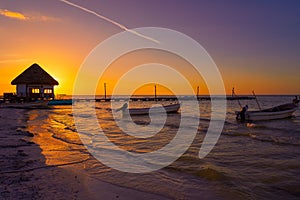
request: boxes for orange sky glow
[1,2,299,96]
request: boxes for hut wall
[16,84,54,99]
[16,84,27,97]
[41,85,55,99]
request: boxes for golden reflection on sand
[26,109,89,166]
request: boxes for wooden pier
[93,96,254,102]
[95,97,178,102]
[90,84,254,102]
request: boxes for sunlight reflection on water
[26,96,300,199]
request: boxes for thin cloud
[0,9,60,22]
[0,54,31,64]
[31,15,60,22]
[59,0,159,44]
[0,9,27,20]
[0,58,31,64]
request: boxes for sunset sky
[1,0,300,95]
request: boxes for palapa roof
[11,63,59,85]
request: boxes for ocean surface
[26,96,300,199]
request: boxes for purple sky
[1,0,300,94]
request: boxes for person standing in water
[241,105,248,121]
[237,105,248,121]
[293,96,299,104]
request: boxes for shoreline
[0,108,169,199]
[0,108,83,199]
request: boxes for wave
[193,167,229,181]
[51,133,83,146]
[249,134,300,147]
[223,122,300,146]
[166,163,230,182]
[245,122,299,133]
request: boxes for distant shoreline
[1,94,298,99]
[69,94,299,98]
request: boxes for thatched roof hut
[11,63,59,85]
[11,63,59,101]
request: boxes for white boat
[236,103,298,121]
[121,103,180,116]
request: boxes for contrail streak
[59,0,159,44]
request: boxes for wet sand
[0,108,168,199]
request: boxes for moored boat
[48,99,73,105]
[120,103,180,116]
[236,103,298,121]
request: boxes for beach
[0,96,299,199]
[0,108,169,200]
[1,1,300,199]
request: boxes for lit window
[44,89,52,94]
[32,88,40,93]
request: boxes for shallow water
[27,96,300,199]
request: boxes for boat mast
[252,90,262,111]
[154,84,157,102]
[232,87,242,108]
[104,83,107,101]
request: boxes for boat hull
[246,107,298,121]
[236,103,298,121]
[48,99,73,105]
[124,103,180,115]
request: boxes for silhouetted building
[11,63,59,101]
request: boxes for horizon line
[62,94,299,96]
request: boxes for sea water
[26,96,300,199]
